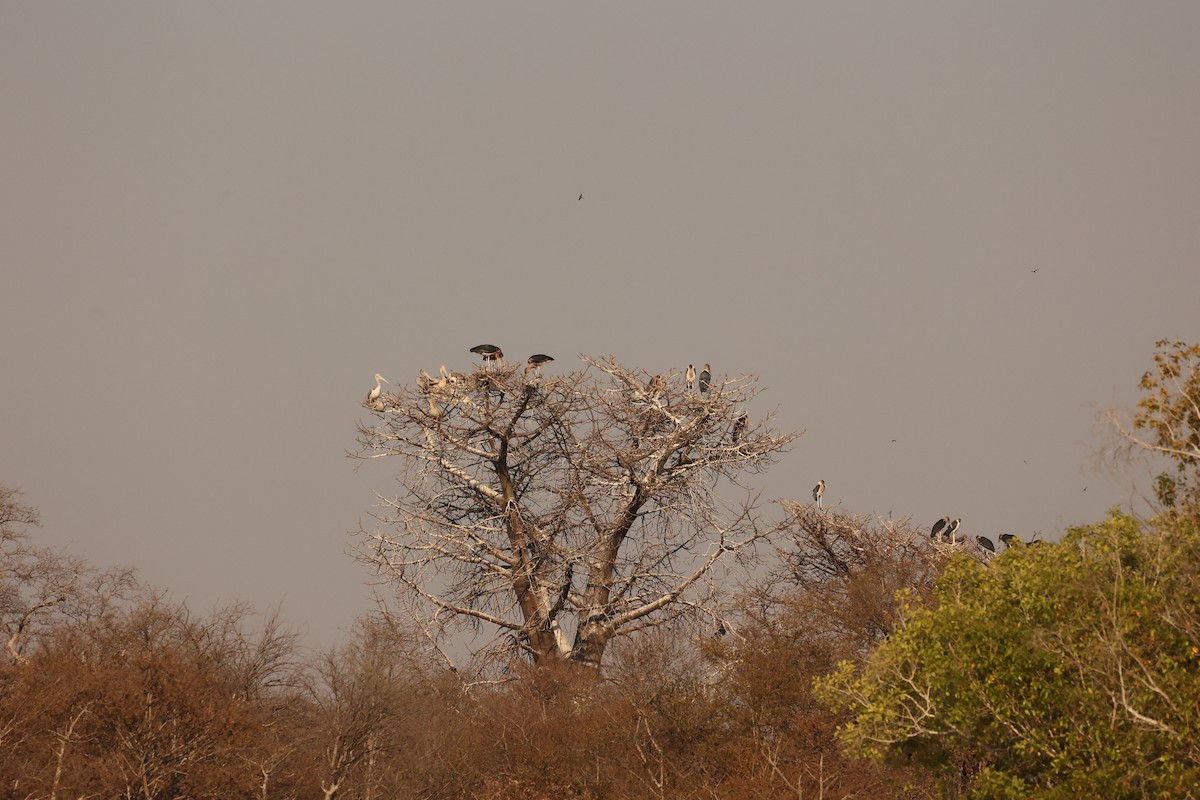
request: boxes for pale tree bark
[49,702,91,800]
[353,355,795,673]
[308,620,415,799]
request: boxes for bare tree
[353,355,795,672]
[0,485,138,664]
[768,505,956,652]
[301,616,445,800]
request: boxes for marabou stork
[813,480,826,509]
[685,364,697,392]
[944,518,961,542]
[470,344,504,363]
[698,364,712,397]
[976,535,995,553]
[999,533,1019,547]
[525,354,554,376]
[931,516,950,539]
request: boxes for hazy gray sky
[3,2,1198,647]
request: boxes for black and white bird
[685,364,697,392]
[367,373,389,403]
[525,354,554,376]
[647,374,666,396]
[699,364,712,397]
[732,413,748,443]
[944,518,961,542]
[470,344,504,362]
[930,516,950,539]
[999,533,1019,547]
[813,479,826,509]
[976,535,995,553]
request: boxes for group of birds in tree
[929,515,960,542]
[368,351,754,452]
[364,346,556,415]
[927,516,1036,554]
[371,350,725,414]
[370,353,1031,558]
[641,363,714,399]
[467,344,555,377]
[693,364,712,397]
[629,362,716,402]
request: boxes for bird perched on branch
[685,364,696,392]
[647,374,666,396]
[976,535,995,553]
[525,354,554,376]
[813,480,826,509]
[931,516,950,539]
[944,518,961,542]
[698,364,711,397]
[470,344,504,362]
[732,413,748,443]
[417,369,439,392]
[367,374,389,403]
[999,533,1019,547]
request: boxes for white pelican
[367,374,389,403]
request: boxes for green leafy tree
[1134,340,1200,469]
[1107,340,1200,510]
[815,512,1200,798]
